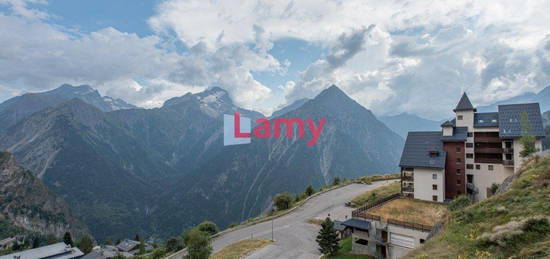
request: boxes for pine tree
[63,232,73,246]
[316,217,340,255]
[78,235,94,254]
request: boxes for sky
[0,0,549,119]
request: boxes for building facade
[399,93,545,201]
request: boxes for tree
[316,217,340,256]
[185,229,212,259]
[134,234,140,242]
[305,185,315,196]
[63,232,73,246]
[274,193,293,210]
[196,221,219,236]
[520,112,538,157]
[139,239,145,254]
[78,235,94,254]
[166,237,184,252]
[332,176,341,185]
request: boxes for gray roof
[341,218,371,231]
[81,251,107,259]
[441,120,454,127]
[441,126,468,142]
[498,103,545,138]
[399,131,446,169]
[474,112,499,127]
[454,93,476,112]
[115,239,140,252]
[333,220,345,231]
[0,242,84,259]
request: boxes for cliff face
[0,151,88,238]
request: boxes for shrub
[77,235,94,254]
[478,216,550,247]
[186,228,212,259]
[332,176,341,185]
[165,237,184,252]
[448,196,472,211]
[305,185,315,196]
[274,193,293,210]
[196,221,219,236]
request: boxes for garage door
[390,232,415,248]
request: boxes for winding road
[168,180,395,259]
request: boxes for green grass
[350,181,400,207]
[408,156,550,258]
[322,237,372,259]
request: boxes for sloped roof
[474,112,499,127]
[441,120,454,127]
[498,103,545,138]
[399,131,446,169]
[0,242,83,259]
[441,126,468,142]
[341,218,371,231]
[454,93,476,112]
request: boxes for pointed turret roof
[453,93,476,112]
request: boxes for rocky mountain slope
[477,85,550,112]
[0,85,403,240]
[0,84,136,134]
[379,113,441,138]
[155,86,404,236]
[0,151,88,238]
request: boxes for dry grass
[350,181,400,207]
[368,198,448,226]
[306,218,324,225]
[211,239,273,259]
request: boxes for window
[457,179,461,185]
[456,147,461,153]
[476,164,480,170]
[456,158,461,163]
[466,164,474,169]
[432,184,438,190]
[457,169,461,175]
[432,195,438,201]
[432,174,437,180]
[466,143,473,148]
[466,153,473,159]
[420,239,425,244]
[478,119,484,123]
[458,115,463,120]
[355,239,368,246]
[467,132,473,137]
[488,165,494,171]
[467,174,473,183]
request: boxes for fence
[351,193,401,218]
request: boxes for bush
[305,185,314,196]
[274,193,293,211]
[196,221,219,236]
[332,176,341,185]
[448,196,472,211]
[186,229,212,259]
[478,216,550,247]
[77,235,93,254]
[165,237,184,252]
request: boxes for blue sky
[0,0,549,118]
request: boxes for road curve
[168,180,395,259]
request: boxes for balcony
[474,136,501,143]
[402,175,413,182]
[475,158,503,164]
[503,160,514,167]
[402,186,414,193]
[475,147,503,154]
[503,148,514,154]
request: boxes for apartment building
[399,93,545,201]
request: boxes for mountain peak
[312,85,357,107]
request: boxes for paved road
[170,180,395,259]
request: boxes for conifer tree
[316,217,340,255]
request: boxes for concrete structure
[399,93,545,201]
[0,242,83,259]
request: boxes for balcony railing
[387,219,433,232]
[503,160,514,167]
[402,186,414,193]
[474,136,501,143]
[475,158,503,164]
[475,147,503,154]
[503,148,514,154]
[402,175,413,181]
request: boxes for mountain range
[477,85,550,112]
[0,84,403,241]
[378,113,441,138]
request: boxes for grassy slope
[211,239,272,259]
[408,156,550,258]
[351,181,400,207]
[322,237,372,259]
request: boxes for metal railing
[474,147,503,154]
[387,219,433,232]
[401,186,414,193]
[503,148,514,154]
[401,175,413,181]
[351,193,401,218]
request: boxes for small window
[466,164,474,169]
[456,158,461,163]
[478,119,484,123]
[420,239,425,244]
[456,147,461,153]
[458,115,463,120]
[457,179,461,185]
[432,195,438,201]
[432,184,438,190]
[355,239,368,246]
[466,153,473,159]
[432,174,437,180]
[467,132,473,137]
[476,164,480,170]
[488,165,494,171]
[466,143,473,148]
[456,169,461,175]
